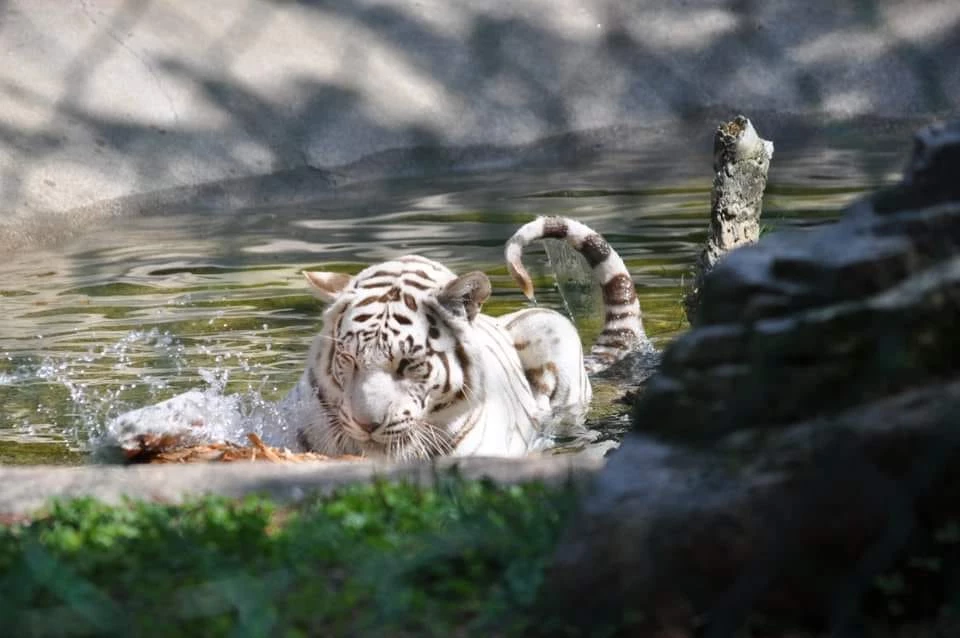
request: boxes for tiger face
[300,257,492,460]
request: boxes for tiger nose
[354,418,378,433]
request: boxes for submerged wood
[684,115,774,325]
[123,432,364,464]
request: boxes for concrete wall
[1,0,958,249]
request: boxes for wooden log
[684,115,774,325]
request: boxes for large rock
[538,121,960,636]
[646,119,960,440]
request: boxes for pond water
[0,139,908,464]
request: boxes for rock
[541,388,960,635]
[0,454,604,517]
[642,119,960,441]
[538,120,960,635]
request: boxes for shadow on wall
[0,0,957,234]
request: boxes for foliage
[0,476,579,637]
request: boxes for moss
[60,283,163,297]
[0,440,86,465]
[389,211,538,225]
[0,476,580,637]
[522,184,706,198]
[585,381,631,422]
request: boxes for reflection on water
[0,143,906,463]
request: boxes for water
[0,142,907,464]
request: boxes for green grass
[0,476,579,637]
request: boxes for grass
[0,475,579,638]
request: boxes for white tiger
[280,215,649,460]
[103,216,649,461]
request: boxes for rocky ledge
[539,120,960,636]
[0,454,604,516]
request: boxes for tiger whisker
[410,425,430,458]
[423,426,444,457]
[391,434,402,461]
[405,438,417,462]
[459,382,482,406]
[317,419,340,454]
[311,333,353,351]
[418,421,451,457]
[403,429,421,461]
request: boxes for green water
[0,144,906,464]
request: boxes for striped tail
[505,216,649,373]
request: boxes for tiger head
[299,257,492,460]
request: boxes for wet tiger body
[105,216,650,462]
[280,215,650,460]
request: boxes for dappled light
[1,0,957,249]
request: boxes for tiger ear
[437,271,491,322]
[303,271,353,303]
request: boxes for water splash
[5,328,288,455]
[24,329,184,448]
[541,238,602,323]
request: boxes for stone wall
[2,0,958,250]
